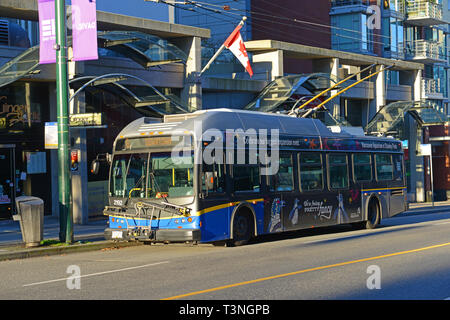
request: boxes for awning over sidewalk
[0,31,189,89]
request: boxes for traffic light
[383,0,390,9]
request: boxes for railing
[330,0,370,7]
[422,78,443,96]
[405,39,446,61]
[405,0,443,21]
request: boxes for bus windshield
[109,152,194,199]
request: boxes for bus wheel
[365,198,380,229]
[228,209,253,247]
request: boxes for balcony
[330,0,370,6]
[405,40,446,63]
[330,0,369,14]
[422,78,445,100]
[405,0,446,26]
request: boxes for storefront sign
[70,113,104,127]
[0,96,41,129]
[71,0,98,61]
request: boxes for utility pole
[55,0,73,243]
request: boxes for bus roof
[117,109,394,140]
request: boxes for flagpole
[200,16,247,75]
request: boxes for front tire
[228,209,253,247]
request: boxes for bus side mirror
[91,159,100,175]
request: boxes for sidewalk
[0,200,450,261]
[0,215,142,261]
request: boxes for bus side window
[299,152,323,191]
[392,154,403,181]
[202,163,225,194]
[375,154,393,181]
[233,165,260,193]
[268,153,294,192]
[328,154,349,189]
[353,153,372,182]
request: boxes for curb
[0,240,144,262]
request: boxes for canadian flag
[223,25,253,77]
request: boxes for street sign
[44,122,58,149]
[418,143,431,156]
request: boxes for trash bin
[13,196,44,247]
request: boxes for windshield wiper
[149,170,169,203]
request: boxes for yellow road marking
[162,241,450,300]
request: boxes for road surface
[1,212,450,302]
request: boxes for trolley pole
[55,0,73,243]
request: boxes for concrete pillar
[173,36,202,112]
[68,51,89,224]
[312,58,340,118]
[413,69,422,102]
[69,92,89,224]
[252,49,284,81]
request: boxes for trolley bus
[98,109,406,246]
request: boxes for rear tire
[365,198,380,229]
[227,208,253,247]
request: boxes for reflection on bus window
[150,152,194,198]
[202,163,225,194]
[268,154,294,192]
[353,153,372,181]
[299,152,323,191]
[393,154,404,181]
[329,154,348,189]
[376,154,393,181]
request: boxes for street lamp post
[55,0,73,243]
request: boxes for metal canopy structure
[243,73,348,126]
[68,73,189,117]
[97,31,188,69]
[243,73,336,113]
[365,100,450,137]
[0,31,188,89]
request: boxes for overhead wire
[186,0,393,46]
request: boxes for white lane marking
[433,221,450,226]
[23,261,169,287]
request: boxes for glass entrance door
[0,145,15,219]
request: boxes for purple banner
[38,0,56,64]
[71,0,98,61]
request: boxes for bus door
[201,162,229,241]
[0,145,15,219]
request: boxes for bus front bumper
[104,227,201,243]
